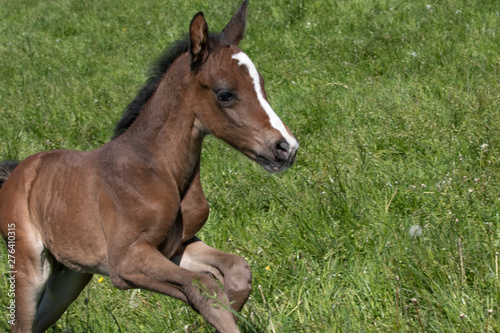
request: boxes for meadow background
[1,0,499,331]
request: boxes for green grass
[1,0,499,331]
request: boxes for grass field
[1,0,499,331]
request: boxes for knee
[226,256,252,295]
[188,275,226,306]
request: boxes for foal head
[188,1,299,173]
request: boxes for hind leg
[10,240,51,333]
[34,264,92,333]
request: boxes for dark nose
[273,139,290,162]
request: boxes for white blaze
[231,52,299,151]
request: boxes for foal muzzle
[256,138,298,173]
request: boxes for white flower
[409,225,423,237]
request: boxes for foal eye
[217,91,235,103]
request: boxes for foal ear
[221,0,248,45]
[189,12,209,69]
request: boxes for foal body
[0,2,298,332]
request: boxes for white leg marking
[232,52,299,151]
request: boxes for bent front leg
[172,237,252,313]
[109,240,240,333]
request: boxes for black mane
[112,33,225,139]
[112,39,190,138]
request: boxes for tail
[0,160,20,189]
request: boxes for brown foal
[0,1,298,332]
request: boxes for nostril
[275,141,290,161]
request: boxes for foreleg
[109,240,240,333]
[172,237,252,313]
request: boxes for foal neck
[115,53,205,192]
